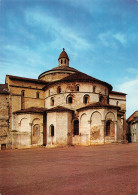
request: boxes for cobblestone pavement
[0,143,138,195]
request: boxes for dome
[58,48,69,60]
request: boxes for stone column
[115,121,118,142]
[88,119,91,145]
[29,123,33,145]
[101,120,105,144]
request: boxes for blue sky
[0,0,137,118]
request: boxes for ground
[0,143,138,195]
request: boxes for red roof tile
[47,106,74,112]
[7,75,48,84]
[110,91,127,95]
[58,48,69,60]
[44,71,113,90]
[127,111,138,122]
[38,66,78,80]
[13,107,47,114]
[77,102,120,111]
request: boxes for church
[0,49,126,150]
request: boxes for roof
[13,106,73,114]
[60,72,113,90]
[7,75,48,84]
[58,48,69,60]
[0,84,9,94]
[127,111,138,123]
[13,107,47,114]
[46,106,74,113]
[77,102,120,111]
[51,66,78,72]
[38,66,78,79]
[44,71,113,90]
[110,91,127,95]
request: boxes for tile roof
[58,48,69,60]
[13,107,47,114]
[46,106,74,113]
[77,102,120,111]
[0,84,9,94]
[44,71,113,90]
[110,91,127,95]
[7,75,48,84]
[38,66,78,79]
[127,111,138,122]
[13,106,74,114]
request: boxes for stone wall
[12,113,43,148]
[45,82,108,110]
[0,94,11,149]
[47,112,72,146]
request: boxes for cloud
[24,8,94,51]
[117,77,138,118]
[98,31,127,48]
[126,67,138,74]
[113,33,127,45]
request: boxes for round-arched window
[33,124,40,136]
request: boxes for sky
[0,0,137,118]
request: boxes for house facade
[0,49,127,149]
[127,111,138,143]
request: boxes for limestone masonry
[0,49,127,149]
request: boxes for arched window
[21,90,25,97]
[74,120,79,135]
[51,97,54,106]
[50,125,54,137]
[64,59,66,64]
[76,85,79,92]
[106,120,111,136]
[33,124,40,136]
[68,96,72,104]
[83,95,89,104]
[116,101,119,106]
[61,59,63,64]
[93,86,96,93]
[57,86,61,94]
[36,92,39,99]
[99,95,103,102]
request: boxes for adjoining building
[127,111,138,143]
[0,49,127,149]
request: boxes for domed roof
[58,48,69,60]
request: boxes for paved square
[0,143,138,195]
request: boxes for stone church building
[0,49,126,149]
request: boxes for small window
[74,120,79,135]
[64,59,66,64]
[33,124,40,136]
[106,120,111,136]
[93,86,96,93]
[116,101,119,106]
[99,95,103,102]
[50,125,54,137]
[61,59,63,64]
[76,85,79,92]
[57,86,61,94]
[1,144,6,150]
[36,92,39,99]
[68,96,72,104]
[49,90,50,96]
[21,90,25,97]
[51,97,54,106]
[83,95,89,104]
